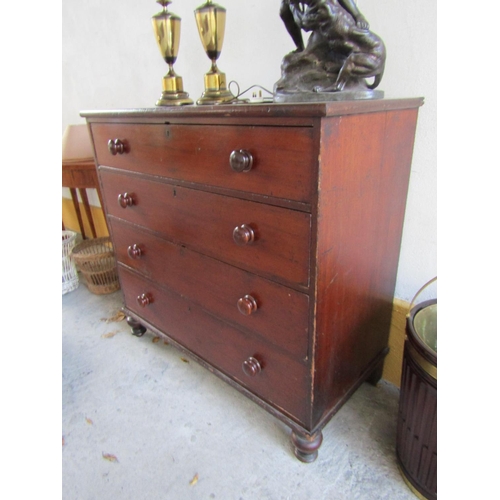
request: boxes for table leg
[79,188,97,238]
[69,188,86,239]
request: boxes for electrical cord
[227,81,274,103]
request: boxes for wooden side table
[62,124,105,239]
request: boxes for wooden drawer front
[120,267,310,425]
[101,170,311,287]
[112,219,309,359]
[91,123,315,203]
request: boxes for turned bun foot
[291,430,323,463]
[367,364,383,386]
[126,316,146,337]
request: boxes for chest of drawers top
[82,98,423,122]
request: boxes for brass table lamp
[152,0,193,106]
[194,0,234,105]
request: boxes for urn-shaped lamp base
[156,74,193,106]
[196,68,233,105]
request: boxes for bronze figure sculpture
[274,0,386,102]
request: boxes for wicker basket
[62,230,79,295]
[71,237,120,295]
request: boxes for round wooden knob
[127,244,143,259]
[229,149,253,173]
[118,192,135,208]
[242,357,261,377]
[108,139,126,155]
[137,293,153,308]
[233,224,255,246]
[237,295,258,316]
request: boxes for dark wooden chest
[83,99,423,461]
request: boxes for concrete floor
[62,281,416,500]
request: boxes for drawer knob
[242,356,262,377]
[233,224,255,246]
[108,139,126,155]
[137,293,153,308]
[127,244,143,259]
[118,192,135,208]
[229,149,253,173]
[237,295,258,316]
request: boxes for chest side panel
[311,109,420,426]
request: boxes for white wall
[62,0,437,302]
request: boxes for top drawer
[91,123,316,203]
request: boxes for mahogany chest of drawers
[83,99,423,462]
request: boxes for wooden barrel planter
[397,280,437,500]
